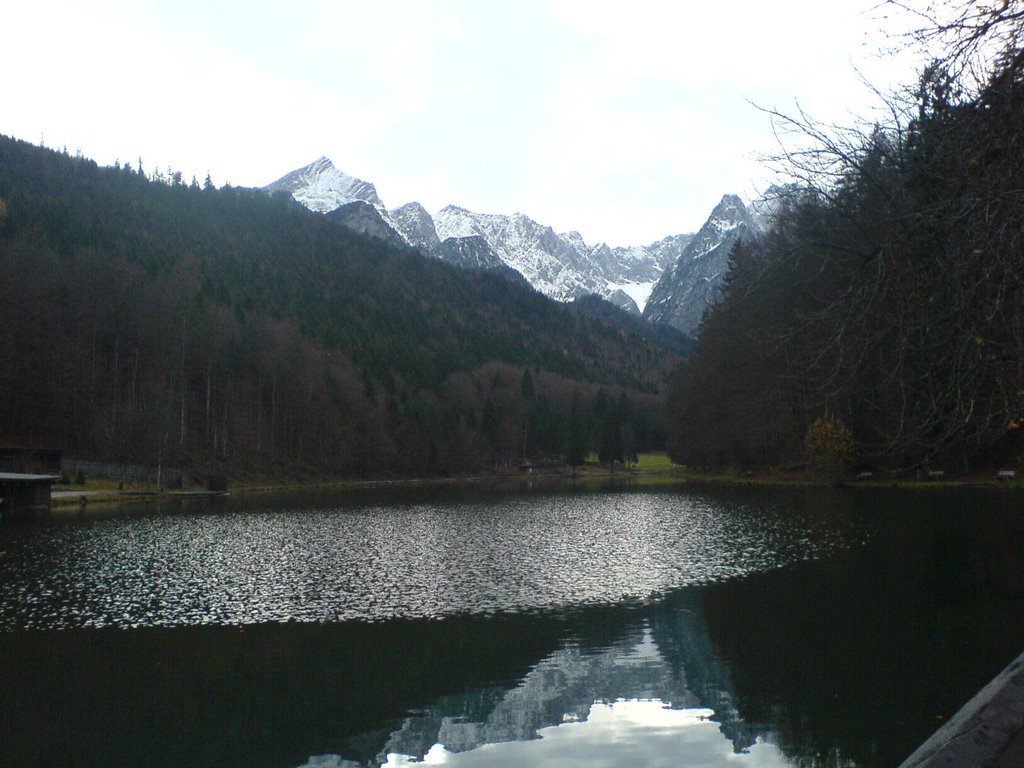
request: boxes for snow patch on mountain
[558,231,589,253]
[264,157,387,214]
[608,281,657,313]
[431,206,687,311]
[433,205,603,301]
[390,201,441,257]
[263,157,764,324]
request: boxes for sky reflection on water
[296,609,796,768]
[372,702,790,768]
[2,485,1023,768]
[0,488,866,630]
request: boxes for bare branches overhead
[669,2,1024,473]
[886,0,1024,88]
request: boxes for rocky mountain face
[389,201,442,257]
[642,194,755,335]
[433,206,608,302]
[438,235,531,286]
[264,156,388,215]
[436,234,501,270]
[324,201,407,250]
[263,158,760,326]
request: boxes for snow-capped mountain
[642,194,755,335]
[428,206,692,314]
[264,157,388,214]
[262,157,762,322]
[603,234,696,313]
[433,206,608,302]
[389,201,443,257]
[437,234,502,272]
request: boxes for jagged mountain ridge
[434,205,606,302]
[642,194,755,335]
[263,158,763,324]
[389,201,442,257]
[263,158,699,315]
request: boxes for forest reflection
[2,486,1022,768]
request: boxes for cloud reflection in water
[307,702,790,768]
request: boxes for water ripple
[0,489,866,630]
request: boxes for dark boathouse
[0,473,59,518]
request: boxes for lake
[1,482,1022,767]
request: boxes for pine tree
[564,389,587,470]
[598,395,624,471]
[520,369,535,400]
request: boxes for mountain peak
[264,157,386,214]
[642,194,753,334]
[260,158,754,324]
[389,201,441,257]
[704,194,749,233]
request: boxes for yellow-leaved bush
[804,412,854,480]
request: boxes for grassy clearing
[634,452,675,470]
[581,452,678,470]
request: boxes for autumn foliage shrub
[804,412,854,480]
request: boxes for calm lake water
[1,482,1022,767]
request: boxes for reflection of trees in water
[322,593,771,766]
[304,490,1024,768]
[698,490,1024,768]
[0,614,569,768]
[5,490,1021,768]
[353,490,1022,768]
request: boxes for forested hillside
[669,4,1024,473]
[0,137,680,478]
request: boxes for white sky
[1,1,929,246]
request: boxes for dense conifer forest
[0,137,681,478]
[669,4,1024,473]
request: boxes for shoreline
[47,462,1022,510]
[49,465,686,509]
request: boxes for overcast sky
[2,1,929,245]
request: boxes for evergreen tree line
[0,137,679,478]
[669,7,1024,473]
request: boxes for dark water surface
[1,482,1022,767]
